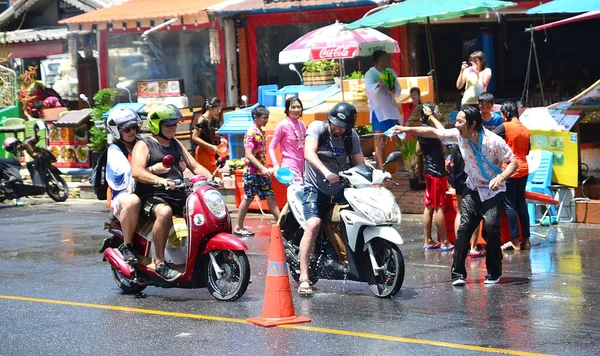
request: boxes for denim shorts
[302,185,347,221]
[243,173,274,200]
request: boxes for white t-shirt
[364,67,403,122]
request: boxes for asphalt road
[1,200,599,355]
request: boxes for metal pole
[425,17,440,102]
[340,58,345,102]
[531,31,545,105]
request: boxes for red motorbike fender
[202,232,248,254]
[104,247,132,279]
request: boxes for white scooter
[280,151,405,298]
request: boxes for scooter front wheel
[204,250,250,301]
[111,266,146,294]
[45,168,68,202]
[366,239,405,298]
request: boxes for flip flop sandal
[233,229,255,237]
[440,246,454,252]
[423,243,441,251]
[502,242,520,251]
[298,281,313,296]
[468,251,485,258]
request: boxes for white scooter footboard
[362,226,403,251]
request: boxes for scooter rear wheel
[111,266,147,294]
[204,250,250,301]
[366,239,405,298]
[45,168,68,202]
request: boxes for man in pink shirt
[268,97,306,182]
[390,106,518,286]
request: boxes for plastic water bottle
[384,127,406,140]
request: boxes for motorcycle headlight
[203,190,227,219]
[347,188,401,224]
[389,202,402,224]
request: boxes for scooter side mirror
[317,151,337,163]
[216,155,227,168]
[162,154,175,168]
[33,120,47,134]
[383,152,402,168]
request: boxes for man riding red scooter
[100,105,250,301]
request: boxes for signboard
[137,79,184,98]
[45,121,90,169]
[530,129,579,187]
[521,104,582,132]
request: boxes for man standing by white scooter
[298,102,366,296]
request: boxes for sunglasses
[162,120,179,127]
[121,124,139,133]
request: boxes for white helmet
[106,108,141,140]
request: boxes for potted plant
[355,124,374,158]
[88,89,116,166]
[226,158,246,175]
[345,71,364,80]
[396,137,425,190]
[302,60,338,86]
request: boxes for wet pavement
[1,200,600,355]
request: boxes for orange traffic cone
[247,224,311,327]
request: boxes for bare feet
[520,239,531,250]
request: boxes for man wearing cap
[297,102,366,296]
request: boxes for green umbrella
[345,0,516,101]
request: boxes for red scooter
[100,156,250,301]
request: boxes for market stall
[46,110,92,168]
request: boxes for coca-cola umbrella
[278,21,399,64]
[278,21,400,100]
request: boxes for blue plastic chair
[258,85,278,106]
[526,150,557,224]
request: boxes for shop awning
[529,11,600,31]
[55,110,92,127]
[59,0,226,29]
[0,0,127,27]
[0,27,71,44]
[212,0,378,15]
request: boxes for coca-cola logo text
[312,46,357,59]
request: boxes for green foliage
[345,71,364,80]
[88,126,108,152]
[90,89,116,122]
[355,124,372,136]
[226,159,246,172]
[87,89,116,152]
[302,60,339,74]
[396,136,419,178]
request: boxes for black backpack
[317,121,354,166]
[89,141,127,200]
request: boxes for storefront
[241,5,406,103]
[59,0,227,108]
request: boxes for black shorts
[141,195,185,220]
[302,185,347,221]
[452,176,467,197]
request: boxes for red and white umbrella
[278,21,400,64]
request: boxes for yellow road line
[0,295,552,356]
